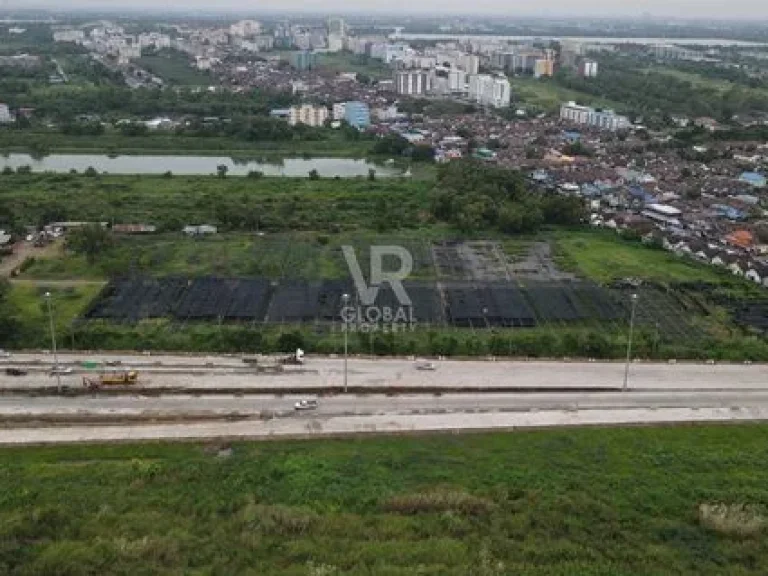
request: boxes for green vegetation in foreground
[3,426,768,574]
[553,230,729,285]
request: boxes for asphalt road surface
[1,354,766,391]
[1,353,765,444]
[4,390,768,418]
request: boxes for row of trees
[372,134,435,161]
[431,161,585,234]
[554,65,768,121]
[3,85,297,123]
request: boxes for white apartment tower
[395,70,432,96]
[469,75,510,108]
[288,105,329,127]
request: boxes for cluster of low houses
[646,229,768,288]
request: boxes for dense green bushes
[0,173,432,234]
[431,161,585,233]
[7,320,763,361]
[4,427,768,573]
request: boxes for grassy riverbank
[3,426,768,574]
[0,131,376,158]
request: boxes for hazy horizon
[4,1,768,21]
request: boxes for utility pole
[44,292,62,394]
[341,293,349,394]
[623,293,638,392]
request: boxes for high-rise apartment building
[469,75,510,108]
[395,70,432,95]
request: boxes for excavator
[82,370,140,390]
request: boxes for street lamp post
[44,292,62,393]
[623,293,638,392]
[341,293,349,394]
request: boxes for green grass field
[136,50,214,86]
[3,426,768,574]
[512,77,622,112]
[316,52,393,80]
[553,230,728,284]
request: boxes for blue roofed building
[343,101,370,129]
[739,171,766,188]
[562,130,581,142]
[712,204,748,221]
[628,185,657,205]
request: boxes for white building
[138,33,171,50]
[230,20,262,38]
[395,70,432,96]
[332,103,346,121]
[560,101,630,131]
[53,29,85,44]
[288,105,329,127]
[328,17,347,37]
[117,45,142,64]
[448,69,468,93]
[460,54,480,75]
[0,103,13,123]
[236,35,274,52]
[383,43,409,64]
[328,34,344,52]
[579,59,599,78]
[195,56,219,71]
[468,75,510,108]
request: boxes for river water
[0,153,402,178]
[390,33,768,47]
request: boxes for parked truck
[82,370,140,390]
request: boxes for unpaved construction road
[0,353,765,444]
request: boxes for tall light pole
[341,293,349,394]
[44,292,62,393]
[623,293,638,392]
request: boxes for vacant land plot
[0,174,433,234]
[554,230,727,285]
[137,50,213,86]
[512,77,621,112]
[3,426,768,574]
[316,52,392,79]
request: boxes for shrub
[382,490,494,516]
[699,503,766,537]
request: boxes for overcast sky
[8,0,768,20]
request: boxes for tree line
[431,161,586,234]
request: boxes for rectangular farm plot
[523,284,592,322]
[444,285,537,328]
[174,278,270,320]
[84,277,271,322]
[84,277,187,321]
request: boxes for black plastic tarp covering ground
[84,276,643,327]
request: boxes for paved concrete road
[1,355,765,391]
[1,406,767,445]
[4,390,768,418]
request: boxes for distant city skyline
[4,0,768,20]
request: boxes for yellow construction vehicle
[82,370,139,390]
